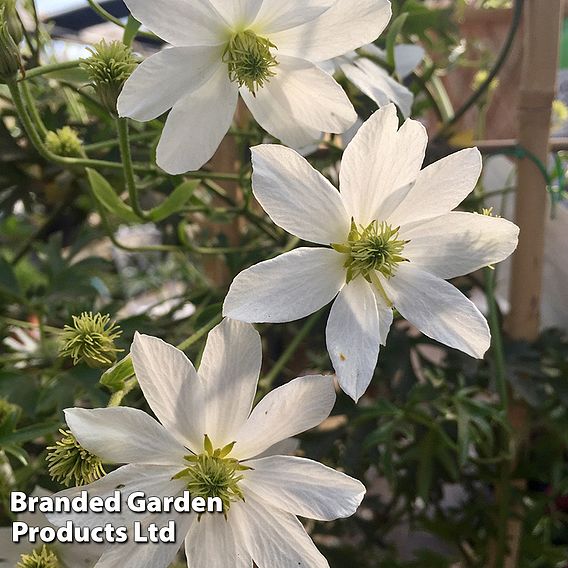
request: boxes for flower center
[333,219,409,283]
[173,435,248,514]
[17,545,60,568]
[223,30,278,95]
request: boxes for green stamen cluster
[17,545,60,568]
[223,30,278,95]
[173,435,249,514]
[81,40,137,114]
[333,219,409,283]
[46,429,106,487]
[59,312,123,368]
[45,127,84,158]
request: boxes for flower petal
[156,64,238,174]
[389,148,483,227]
[339,105,427,225]
[253,0,332,34]
[272,0,391,62]
[382,263,491,358]
[340,58,414,118]
[224,247,345,323]
[122,0,227,46]
[234,375,336,460]
[251,144,350,245]
[326,278,384,401]
[242,56,356,147]
[255,437,300,459]
[394,44,425,79]
[402,212,520,279]
[64,407,187,465]
[198,319,261,447]
[131,333,205,452]
[242,455,365,520]
[47,463,185,528]
[209,0,262,27]
[231,493,328,568]
[117,46,220,122]
[185,510,251,568]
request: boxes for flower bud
[0,5,22,83]
[81,40,137,115]
[0,0,23,44]
[45,126,84,157]
[0,397,20,433]
[17,545,60,568]
[46,429,106,487]
[59,312,123,368]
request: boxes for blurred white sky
[36,0,88,17]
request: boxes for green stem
[107,377,138,407]
[20,80,47,137]
[86,0,157,40]
[0,317,61,334]
[176,314,223,351]
[116,118,146,219]
[20,59,81,81]
[260,311,323,390]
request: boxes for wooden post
[501,1,563,566]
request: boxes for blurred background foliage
[0,0,567,567]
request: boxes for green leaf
[86,168,139,222]
[123,16,142,47]
[386,13,408,69]
[149,180,200,222]
[100,355,134,393]
[0,421,60,447]
[0,255,20,298]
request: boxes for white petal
[131,333,205,452]
[402,212,520,279]
[185,511,251,568]
[64,407,187,465]
[223,247,345,323]
[339,105,427,225]
[156,64,238,174]
[117,46,220,122]
[198,319,261,447]
[231,493,329,568]
[243,56,356,147]
[326,278,383,401]
[251,144,350,245]
[47,463,185,528]
[234,375,336,460]
[340,58,414,118]
[389,148,483,227]
[273,0,391,62]
[253,0,332,34]
[122,0,227,46]
[242,455,365,520]
[383,263,491,358]
[255,437,300,459]
[94,511,192,568]
[208,0,262,28]
[373,287,394,345]
[394,44,425,79]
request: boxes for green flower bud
[0,5,22,83]
[81,40,137,115]
[59,312,123,368]
[0,0,23,44]
[46,429,106,487]
[17,545,60,568]
[0,397,20,433]
[45,126,84,158]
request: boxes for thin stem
[176,314,223,351]
[0,317,61,335]
[116,118,146,219]
[19,59,81,81]
[435,0,524,140]
[20,80,47,138]
[260,311,323,390]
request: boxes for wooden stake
[500,1,562,566]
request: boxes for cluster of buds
[0,1,23,83]
[45,126,84,158]
[81,40,137,115]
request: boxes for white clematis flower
[322,43,425,118]
[117,0,392,173]
[48,319,365,568]
[223,104,520,401]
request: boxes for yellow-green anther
[46,429,106,488]
[0,5,21,82]
[59,312,123,368]
[17,545,60,568]
[173,435,250,514]
[223,30,278,95]
[81,40,137,115]
[45,127,84,158]
[333,218,409,284]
